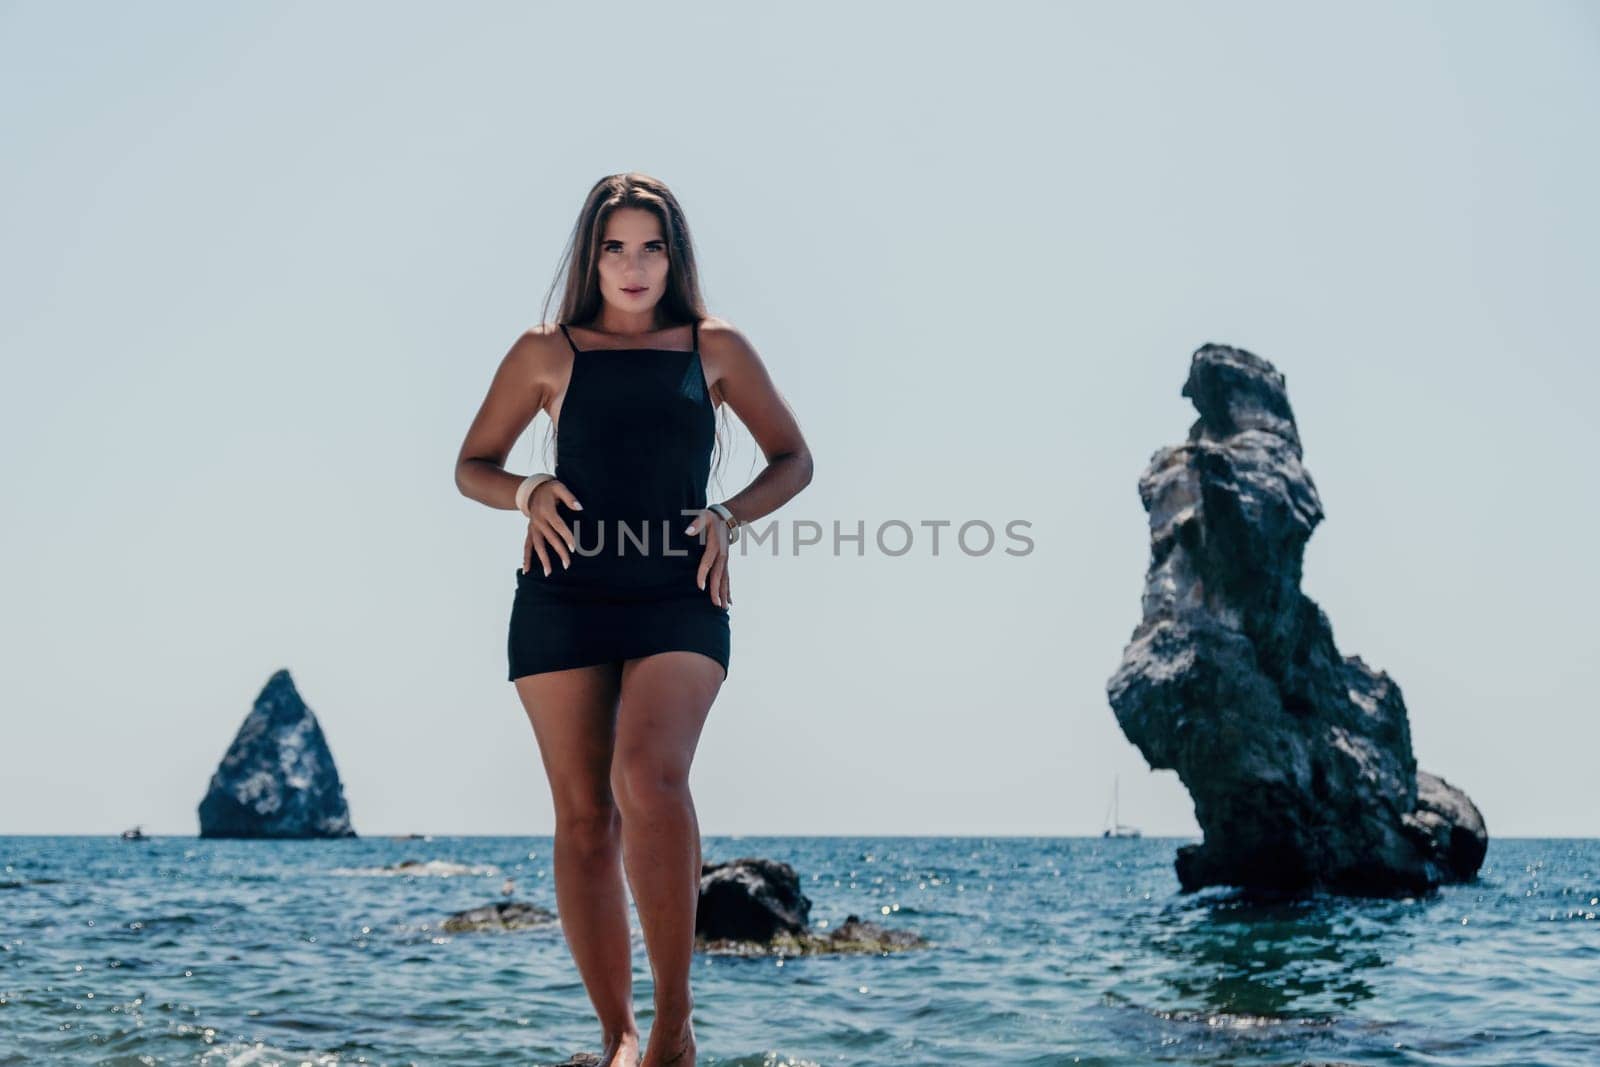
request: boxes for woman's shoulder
[505,322,574,384]
[696,314,765,362]
[520,321,577,357]
[526,320,570,344]
[695,314,757,353]
[693,315,769,399]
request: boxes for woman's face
[596,206,670,314]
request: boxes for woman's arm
[702,317,815,526]
[454,327,551,510]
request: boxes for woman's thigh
[611,651,726,796]
[513,661,625,812]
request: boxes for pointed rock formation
[1107,344,1486,896]
[198,669,356,839]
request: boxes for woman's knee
[609,753,691,816]
[554,798,622,851]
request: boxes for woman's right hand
[522,478,582,577]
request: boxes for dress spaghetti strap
[557,323,583,354]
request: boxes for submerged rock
[329,858,501,878]
[197,669,356,839]
[440,900,557,933]
[694,857,927,956]
[1107,344,1487,897]
[697,912,928,957]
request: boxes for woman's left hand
[684,509,732,607]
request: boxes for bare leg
[514,661,641,1067]
[611,650,725,1067]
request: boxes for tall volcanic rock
[1106,344,1485,896]
[198,668,356,839]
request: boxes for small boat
[120,825,148,841]
[1101,776,1142,839]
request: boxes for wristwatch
[707,502,741,543]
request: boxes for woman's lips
[622,286,648,294]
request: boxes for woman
[454,172,814,1067]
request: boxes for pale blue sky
[2,1,1595,837]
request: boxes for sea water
[1,835,1596,1066]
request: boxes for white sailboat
[1101,775,1142,838]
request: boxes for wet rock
[694,857,927,956]
[198,669,355,839]
[440,900,558,933]
[709,912,930,957]
[1107,343,1487,897]
[696,856,810,940]
[1409,770,1490,881]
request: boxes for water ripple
[0,837,1596,1065]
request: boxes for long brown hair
[536,172,731,491]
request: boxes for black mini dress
[507,318,731,681]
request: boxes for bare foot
[641,1018,694,1067]
[600,1029,642,1067]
